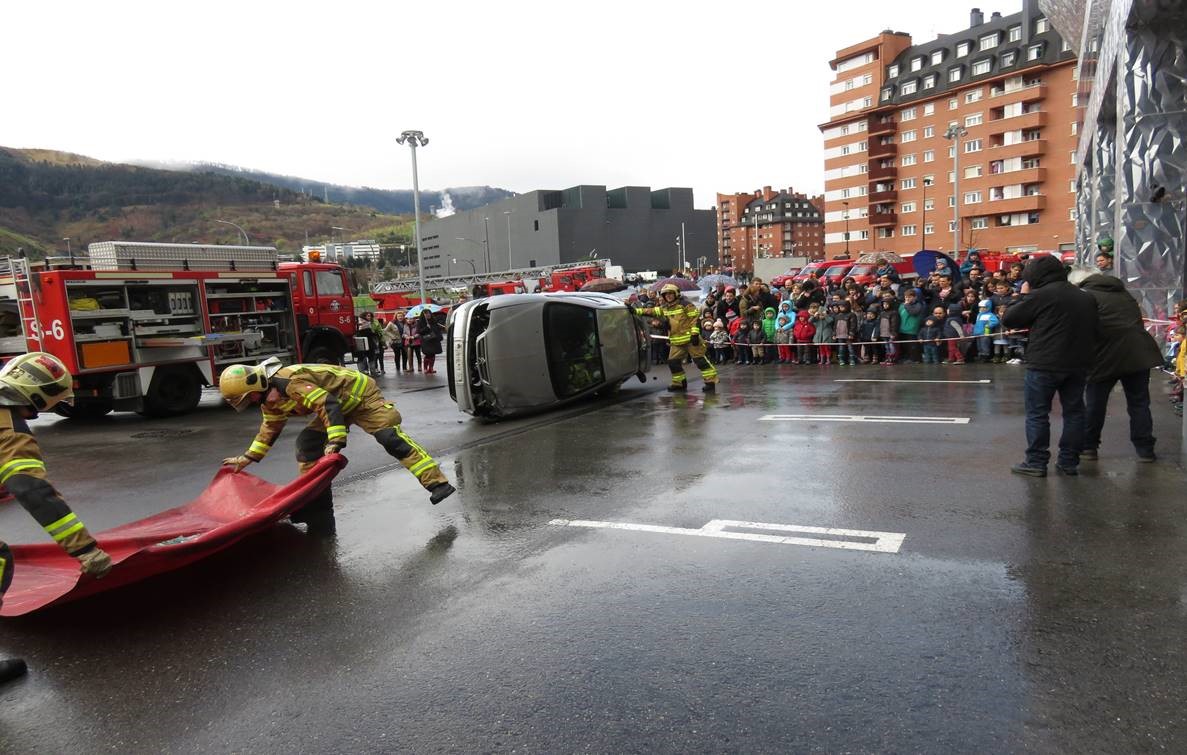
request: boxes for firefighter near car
[217,359,456,522]
[633,284,718,393]
[0,352,113,684]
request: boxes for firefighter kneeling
[634,283,718,393]
[218,359,456,524]
[0,353,113,684]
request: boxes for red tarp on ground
[0,455,346,617]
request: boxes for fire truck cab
[0,242,355,418]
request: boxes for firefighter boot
[290,488,336,533]
[667,382,687,392]
[703,382,716,394]
[0,658,28,684]
[429,482,456,505]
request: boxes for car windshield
[848,265,875,276]
[543,302,605,398]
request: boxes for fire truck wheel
[306,344,342,365]
[55,400,114,419]
[141,367,202,418]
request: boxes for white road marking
[835,378,992,384]
[759,414,970,424]
[549,518,905,554]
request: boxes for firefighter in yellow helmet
[218,358,455,522]
[633,283,718,392]
[0,352,113,684]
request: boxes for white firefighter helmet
[0,352,74,411]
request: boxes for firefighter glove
[323,444,344,457]
[78,548,113,579]
[690,333,701,347]
[222,455,253,473]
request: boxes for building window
[964,191,982,204]
[949,66,962,82]
[888,63,900,77]
[924,103,935,116]
[924,223,935,235]
[1001,51,1017,66]
[901,80,918,95]
[949,98,959,110]
[902,202,916,213]
[965,89,984,103]
[949,197,956,208]
[924,198,935,210]
[972,59,992,75]
[923,149,935,162]
[923,74,937,89]
[863,96,872,107]
[1071,93,1078,107]
[949,220,957,231]
[1008,25,1022,42]
[911,56,924,72]
[971,217,989,229]
[1062,39,1072,52]
[965,113,983,127]
[902,130,917,142]
[901,107,916,121]
[901,178,917,189]
[902,225,917,236]
[1035,17,1049,34]
[964,165,983,178]
[1069,208,1076,220]
[949,146,956,158]
[965,139,983,152]
[1071,122,1078,135]
[931,50,943,66]
[533,220,540,231]
[902,154,917,166]
[957,41,970,57]
[923,126,935,138]
[881,87,893,101]
[980,33,999,51]
[1028,43,1044,61]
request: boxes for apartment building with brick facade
[820,2,1079,259]
[716,187,824,273]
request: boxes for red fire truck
[0,242,356,418]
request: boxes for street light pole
[945,124,967,256]
[920,177,931,252]
[396,130,430,304]
[482,216,491,273]
[452,257,477,275]
[842,201,850,255]
[503,209,514,270]
[214,219,249,245]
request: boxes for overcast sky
[5,0,984,208]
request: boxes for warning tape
[649,330,1028,349]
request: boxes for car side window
[303,271,314,297]
[543,303,604,398]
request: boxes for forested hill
[0,148,407,257]
[175,162,514,216]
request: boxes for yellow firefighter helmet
[0,352,74,411]
[218,357,283,412]
[660,283,681,297]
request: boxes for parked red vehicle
[845,253,918,285]
[819,260,855,284]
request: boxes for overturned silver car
[447,292,650,418]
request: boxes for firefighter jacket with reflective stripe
[0,407,99,559]
[635,302,700,345]
[244,365,373,460]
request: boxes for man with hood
[1002,256,1099,476]
[1068,267,1163,461]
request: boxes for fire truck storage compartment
[204,279,295,365]
[79,340,132,370]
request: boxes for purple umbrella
[579,277,629,293]
[648,277,699,293]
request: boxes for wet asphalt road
[1,361,1185,752]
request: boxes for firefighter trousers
[295,387,448,491]
[666,341,718,386]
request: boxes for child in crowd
[775,313,793,363]
[877,296,900,365]
[761,308,778,364]
[992,305,1010,362]
[749,320,768,365]
[943,303,966,365]
[733,318,752,365]
[973,299,1000,362]
[833,303,858,366]
[701,318,716,362]
[709,319,731,365]
[858,309,879,363]
[918,313,943,363]
[811,303,835,365]
[792,309,816,364]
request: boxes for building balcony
[987,166,1047,185]
[981,194,1046,214]
[867,163,897,181]
[989,83,1047,105]
[868,118,896,135]
[867,189,898,204]
[869,141,897,159]
[987,110,1047,133]
[988,139,1047,160]
[869,212,898,227]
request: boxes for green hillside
[0,147,413,258]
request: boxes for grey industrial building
[417,185,716,277]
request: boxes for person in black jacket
[1001,255,1099,476]
[1069,270,1164,461]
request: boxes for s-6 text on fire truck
[0,242,356,418]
